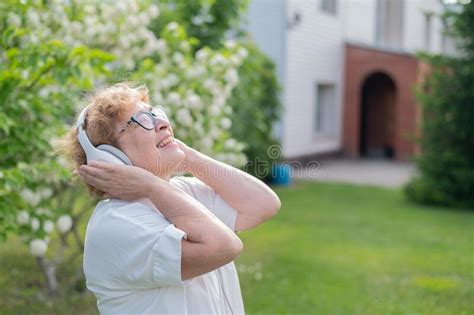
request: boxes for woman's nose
[155,119,169,131]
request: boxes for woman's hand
[78,161,158,200]
[174,138,200,175]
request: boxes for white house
[245,0,457,160]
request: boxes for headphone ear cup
[97,145,133,166]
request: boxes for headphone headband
[76,105,132,165]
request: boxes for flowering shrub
[0,2,114,293]
[1,0,248,294]
[227,42,282,179]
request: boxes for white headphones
[76,105,133,166]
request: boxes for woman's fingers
[79,164,109,181]
[89,160,116,171]
[77,161,154,201]
[78,167,110,189]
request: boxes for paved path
[292,158,416,188]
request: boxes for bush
[227,42,282,179]
[405,3,474,209]
[150,0,249,50]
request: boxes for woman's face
[115,102,185,178]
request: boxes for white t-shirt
[83,176,245,315]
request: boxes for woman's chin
[151,147,184,174]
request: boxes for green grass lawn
[1,181,473,314]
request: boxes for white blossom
[225,138,237,149]
[7,12,22,27]
[57,215,73,233]
[123,58,135,70]
[223,105,232,115]
[152,92,164,105]
[186,94,201,109]
[230,55,241,66]
[105,22,116,34]
[21,70,29,79]
[43,220,54,233]
[196,49,208,62]
[156,39,167,54]
[20,189,41,206]
[39,87,50,99]
[39,188,52,199]
[30,239,48,256]
[213,95,226,108]
[168,92,181,104]
[35,208,47,215]
[211,86,222,97]
[235,154,248,167]
[202,138,213,150]
[204,79,217,91]
[179,41,190,52]
[191,15,204,26]
[16,210,30,225]
[176,108,193,127]
[225,69,239,86]
[210,125,222,139]
[167,74,179,87]
[220,117,232,130]
[116,2,127,13]
[149,4,160,18]
[208,105,220,116]
[224,40,236,49]
[160,78,171,90]
[194,124,205,136]
[223,85,233,98]
[26,10,40,27]
[166,21,179,32]
[118,36,129,49]
[173,52,184,64]
[31,218,40,232]
[186,66,206,79]
[210,54,226,67]
[237,47,249,59]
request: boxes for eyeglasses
[117,106,169,138]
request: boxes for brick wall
[343,43,420,161]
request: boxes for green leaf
[2,28,16,48]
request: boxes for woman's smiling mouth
[157,135,174,148]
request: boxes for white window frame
[314,83,338,139]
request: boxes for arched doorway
[359,72,397,158]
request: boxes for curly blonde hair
[57,81,149,197]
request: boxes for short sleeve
[92,206,188,290]
[152,223,187,286]
[170,176,238,232]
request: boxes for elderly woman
[61,82,281,314]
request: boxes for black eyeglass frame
[117,106,169,138]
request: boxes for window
[424,11,433,50]
[314,84,337,135]
[320,0,337,15]
[375,0,404,48]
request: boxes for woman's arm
[177,141,281,232]
[79,161,243,280]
